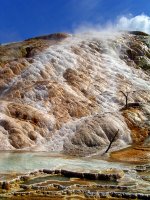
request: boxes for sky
[0,0,150,43]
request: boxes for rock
[2,181,10,190]
[61,170,84,178]
[20,175,30,181]
[43,169,55,174]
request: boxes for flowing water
[0,31,150,152]
[0,32,150,198]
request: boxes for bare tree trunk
[120,91,130,109]
[105,129,119,153]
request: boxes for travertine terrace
[0,31,149,156]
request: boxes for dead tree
[105,129,119,153]
[120,91,130,109]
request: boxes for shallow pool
[0,151,133,174]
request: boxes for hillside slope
[0,31,149,155]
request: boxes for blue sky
[0,0,150,43]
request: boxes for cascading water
[0,31,150,152]
[0,32,150,199]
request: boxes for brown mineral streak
[0,31,149,156]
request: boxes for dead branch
[105,129,119,153]
[120,91,130,109]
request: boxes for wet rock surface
[0,165,150,199]
[0,31,150,199]
[0,31,149,154]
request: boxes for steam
[74,14,150,35]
